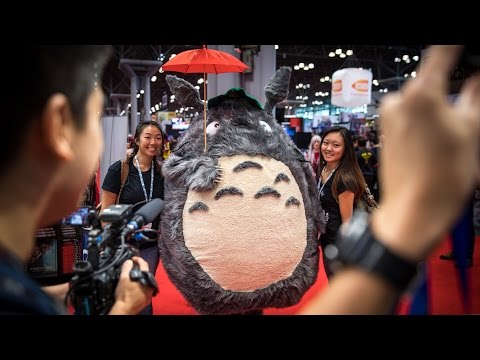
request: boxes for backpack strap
[116,158,130,204]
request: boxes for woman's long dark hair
[316,126,365,201]
[129,120,165,173]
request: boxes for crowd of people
[0,45,478,315]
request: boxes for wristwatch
[324,211,418,291]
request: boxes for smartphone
[62,207,91,226]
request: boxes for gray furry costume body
[161,67,325,314]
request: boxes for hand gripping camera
[66,199,163,315]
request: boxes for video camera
[66,199,163,315]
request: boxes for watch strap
[327,212,418,291]
[354,234,418,290]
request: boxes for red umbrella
[162,45,250,151]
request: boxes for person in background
[439,177,479,267]
[306,134,322,175]
[366,131,379,154]
[0,45,153,315]
[161,137,171,160]
[352,134,360,153]
[126,134,135,158]
[300,45,479,314]
[316,126,366,279]
[101,120,165,315]
[356,137,378,198]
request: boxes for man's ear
[40,94,75,161]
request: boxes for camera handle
[129,262,159,296]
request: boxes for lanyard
[318,164,339,196]
[134,156,154,203]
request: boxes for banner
[331,68,372,108]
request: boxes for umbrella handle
[203,72,207,152]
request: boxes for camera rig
[66,201,161,315]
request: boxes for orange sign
[332,79,343,92]
[352,79,369,92]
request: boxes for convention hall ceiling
[102,45,425,115]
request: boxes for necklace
[318,164,339,195]
[134,155,154,203]
[322,164,338,178]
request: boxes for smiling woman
[100,120,165,315]
[316,126,367,279]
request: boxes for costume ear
[263,67,291,115]
[166,75,204,113]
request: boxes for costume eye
[259,121,272,133]
[206,121,220,135]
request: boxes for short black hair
[3,45,113,175]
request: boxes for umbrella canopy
[162,46,249,74]
[162,46,250,152]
